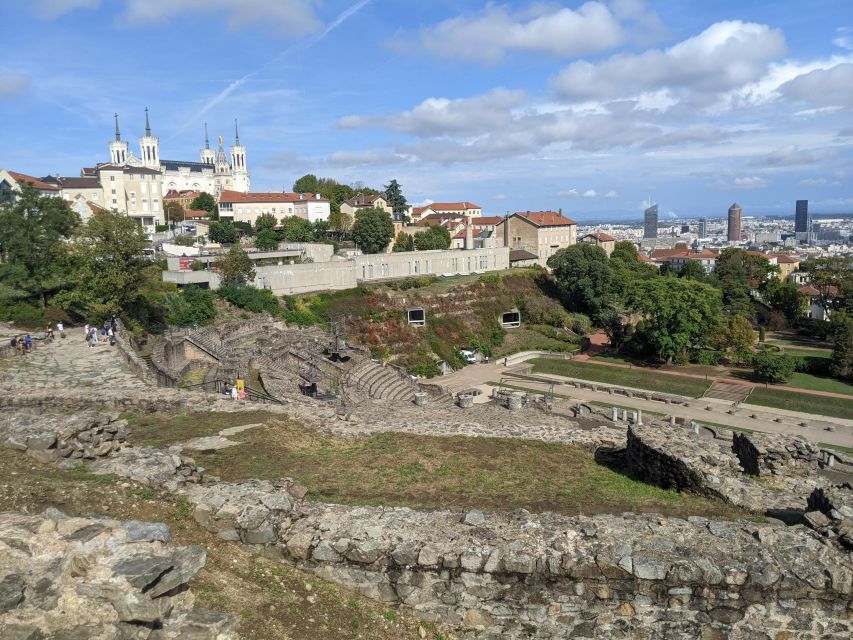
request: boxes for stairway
[703,380,753,403]
[345,359,417,401]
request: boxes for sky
[1,0,852,223]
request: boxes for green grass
[745,387,853,420]
[529,358,711,398]
[820,442,853,455]
[123,410,278,447]
[778,347,832,360]
[786,371,853,396]
[122,412,746,519]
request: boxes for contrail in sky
[177,0,372,135]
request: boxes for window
[381,263,390,277]
[110,176,115,182]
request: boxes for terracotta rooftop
[343,193,384,207]
[470,216,503,225]
[427,201,481,211]
[7,171,60,191]
[184,209,210,219]
[513,211,576,227]
[584,232,617,242]
[509,249,539,262]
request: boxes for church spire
[114,113,121,141]
[234,118,240,145]
[144,107,151,136]
[204,122,210,149]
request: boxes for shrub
[567,312,592,335]
[410,360,442,378]
[155,224,169,232]
[2,302,45,326]
[190,260,205,271]
[217,285,280,316]
[753,348,800,383]
[172,235,195,247]
[692,349,724,366]
[758,326,766,343]
[165,285,216,327]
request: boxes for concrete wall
[354,246,509,281]
[257,261,358,295]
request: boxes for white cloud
[709,176,769,190]
[34,0,99,19]
[582,189,598,198]
[557,188,580,197]
[328,150,391,166]
[605,190,619,198]
[405,2,626,64]
[778,63,853,108]
[552,20,786,104]
[0,74,31,99]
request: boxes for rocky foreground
[0,509,237,640]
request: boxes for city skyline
[1,1,852,220]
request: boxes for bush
[567,312,592,335]
[753,348,800,383]
[172,235,195,247]
[1,302,45,326]
[691,349,724,365]
[190,260,205,271]
[409,360,442,378]
[217,285,280,316]
[165,285,216,327]
[758,326,766,343]
[155,224,169,233]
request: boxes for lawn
[492,326,579,358]
[124,412,745,519]
[786,372,853,396]
[744,387,853,420]
[529,358,711,398]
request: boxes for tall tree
[254,212,278,232]
[547,243,612,320]
[627,278,723,362]
[351,207,394,254]
[383,179,408,217]
[215,245,255,287]
[209,220,237,244]
[830,311,853,380]
[393,231,414,252]
[799,257,853,316]
[678,260,707,281]
[292,174,319,194]
[713,248,776,317]
[164,201,184,226]
[56,211,148,320]
[190,192,218,220]
[0,185,79,308]
[254,228,279,251]
[413,225,451,250]
[608,240,657,304]
[763,279,807,325]
[279,216,313,242]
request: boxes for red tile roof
[470,216,503,226]
[584,232,617,242]
[427,201,481,211]
[219,190,328,204]
[343,193,385,207]
[184,209,209,219]
[798,284,838,297]
[8,171,60,191]
[775,255,800,264]
[513,211,576,227]
[667,249,718,260]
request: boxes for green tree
[547,243,612,320]
[764,279,807,324]
[714,248,777,317]
[351,207,394,254]
[678,260,707,281]
[599,307,627,350]
[215,245,255,287]
[209,220,237,244]
[311,219,331,241]
[610,241,642,264]
[722,315,756,352]
[799,257,853,316]
[254,228,279,251]
[190,192,218,220]
[329,209,353,233]
[627,278,723,363]
[165,285,216,327]
[56,211,148,320]
[164,201,184,226]
[608,240,657,304]
[393,231,414,252]
[413,225,451,250]
[0,185,79,309]
[293,174,319,194]
[753,348,799,383]
[383,179,408,218]
[254,212,278,232]
[830,311,853,380]
[279,216,314,242]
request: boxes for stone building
[580,231,617,256]
[496,210,577,265]
[218,191,331,225]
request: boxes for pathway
[437,360,853,449]
[0,334,149,391]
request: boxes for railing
[182,378,284,404]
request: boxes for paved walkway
[0,335,148,391]
[438,360,853,449]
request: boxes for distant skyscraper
[698,218,707,238]
[795,200,809,233]
[643,204,658,239]
[727,203,742,242]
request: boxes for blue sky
[1,0,852,222]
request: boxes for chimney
[559,207,562,215]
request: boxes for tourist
[46,325,54,340]
[87,327,97,350]
[16,336,24,356]
[57,321,65,339]
[23,334,33,353]
[84,323,90,341]
[107,326,115,346]
[230,385,238,401]
[9,336,18,353]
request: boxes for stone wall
[113,321,153,384]
[733,431,821,476]
[0,509,237,639]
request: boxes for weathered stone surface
[0,510,236,639]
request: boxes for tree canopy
[713,248,777,317]
[254,212,278,232]
[164,201,184,225]
[830,311,853,380]
[800,257,853,315]
[279,216,313,243]
[209,220,237,244]
[215,245,255,287]
[393,231,414,252]
[254,228,279,251]
[547,243,612,320]
[383,179,408,217]
[627,278,723,362]
[413,225,451,251]
[351,207,394,254]
[190,192,218,220]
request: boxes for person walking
[87,327,96,350]
[46,324,54,340]
[230,384,238,401]
[84,323,90,341]
[23,334,33,353]
[57,321,65,339]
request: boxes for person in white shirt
[57,322,65,339]
[230,385,238,401]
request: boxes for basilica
[107,109,250,197]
